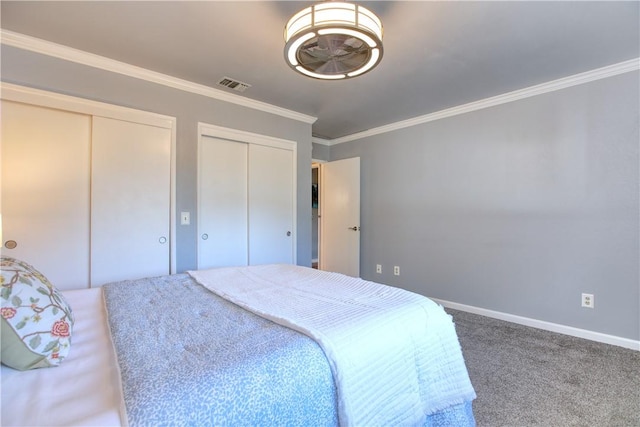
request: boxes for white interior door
[248,144,294,265]
[197,136,248,269]
[1,100,91,290]
[320,157,361,277]
[90,116,171,286]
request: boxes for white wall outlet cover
[581,293,594,308]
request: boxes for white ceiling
[1,1,638,140]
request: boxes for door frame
[1,83,178,274]
[311,160,325,268]
[197,122,298,266]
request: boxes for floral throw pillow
[1,257,74,370]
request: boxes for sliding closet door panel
[248,144,294,265]
[198,136,248,269]
[91,116,171,286]
[1,100,91,290]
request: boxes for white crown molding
[432,298,640,351]
[312,137,332,146]
[327,57,640,146]
[0,29,317,125]
[3,29,637,143]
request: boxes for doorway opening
[311,163,320,269]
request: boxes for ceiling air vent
[217,77,251,92]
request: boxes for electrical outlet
[581,293,594,308]
[394,266,400,276]
[376,264,382,274]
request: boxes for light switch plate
[181,211,190,225]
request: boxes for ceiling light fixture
[284,1,383,80]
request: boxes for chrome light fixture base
[284,2,384,80]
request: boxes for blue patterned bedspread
[103,273,475,426]
[103,274,337,426]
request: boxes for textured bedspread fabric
[188,265,476,427]
[102,273,338,427]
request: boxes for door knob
[347,226,360,231]
[202,234,209,240]
[4,240,17,249]
[286,231,292,236]
[159,236,167,244]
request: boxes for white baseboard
[432,298,640,351]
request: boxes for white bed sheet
[1,288,125,427]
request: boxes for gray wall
[312,142,330,162]
[3,45,638,341]
[330,72,639,340]
[1,46,314,271]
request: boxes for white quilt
[189,264,476,427]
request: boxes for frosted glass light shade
[284,2,383,80]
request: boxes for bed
[1,260,476,426]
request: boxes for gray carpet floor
[446,309,640,427]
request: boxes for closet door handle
[286,231,292,237]
[4,240,17,249]
[159,236,167,244]
[202,234,209,240]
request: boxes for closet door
[90,116,171,286]
[1,100,91,290]
[197,136,248,269]
[248,144,294,265]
